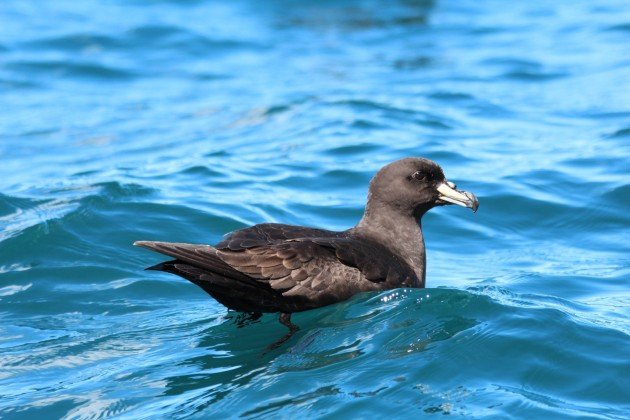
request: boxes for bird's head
[366,157,479,218]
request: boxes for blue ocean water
[1,0,629,417]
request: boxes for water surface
[1,0,629,418]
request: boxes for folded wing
[135,227,419,312]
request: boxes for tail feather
[134,240,250,281]
[135,241,286,312]
[147,258,282,312]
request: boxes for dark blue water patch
[473,193,627,250]
[465,101,515,119]
[125,24,268,56]
[563,155,630,174]
[424,213,494,254]
[4,127,62,140]
[517,270,629,300]
[20,33,124,52]
[1,400,80,420]
[177,165,226,179]
[202,149,232,158]
[514,169,595,200]
[605,127,630,138]
[420,149,473,164]
[601,183,630,208]
[475,193,573,230]
[502,70,569,81]
[392,55,433,70]
[89,181,156,200]
[274,0,434,32]
[319,168,372,187]
[287,203,362,228]
[348,118,389,130]
[322,143,386,157]
[331,99,455,129]
[0,78,41,90]
[70,169,102,178]
[274,168,370,191]
[14,25,266,60]
[481,57,543,69]
[427,91,475,102]
[466,26,507,36]
[0,191,242,272]
[574,110,630,121]
[5,60,137,81]
[604,22,630,32]
[0,193,47,217]
[192,71,233,81]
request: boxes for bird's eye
[412,171,426,181]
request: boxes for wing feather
[136,225,421,311]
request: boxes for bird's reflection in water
[161,311,313,413]
[226,311,302,350]
[227,311,263,328]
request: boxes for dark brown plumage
[135,157,478,345]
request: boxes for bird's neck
[354,207,426,286]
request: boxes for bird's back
[215,223,345,250]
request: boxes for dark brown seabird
[135,157,478,346]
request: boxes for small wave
[0,283,32,297]
[428,91,475,101]
[605,127,630,138]
[330,99,455,129]
[0,263,32,274]
[0,196,80,242]
[0,78,40,90]
[323,143,386,157]
[16,25,265,60]
[393,55,433,70]
[502,70,569,81]
[126,24,267,55]
[5,60,137,81]
[20,33,122,52]
[604,23,630,32]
